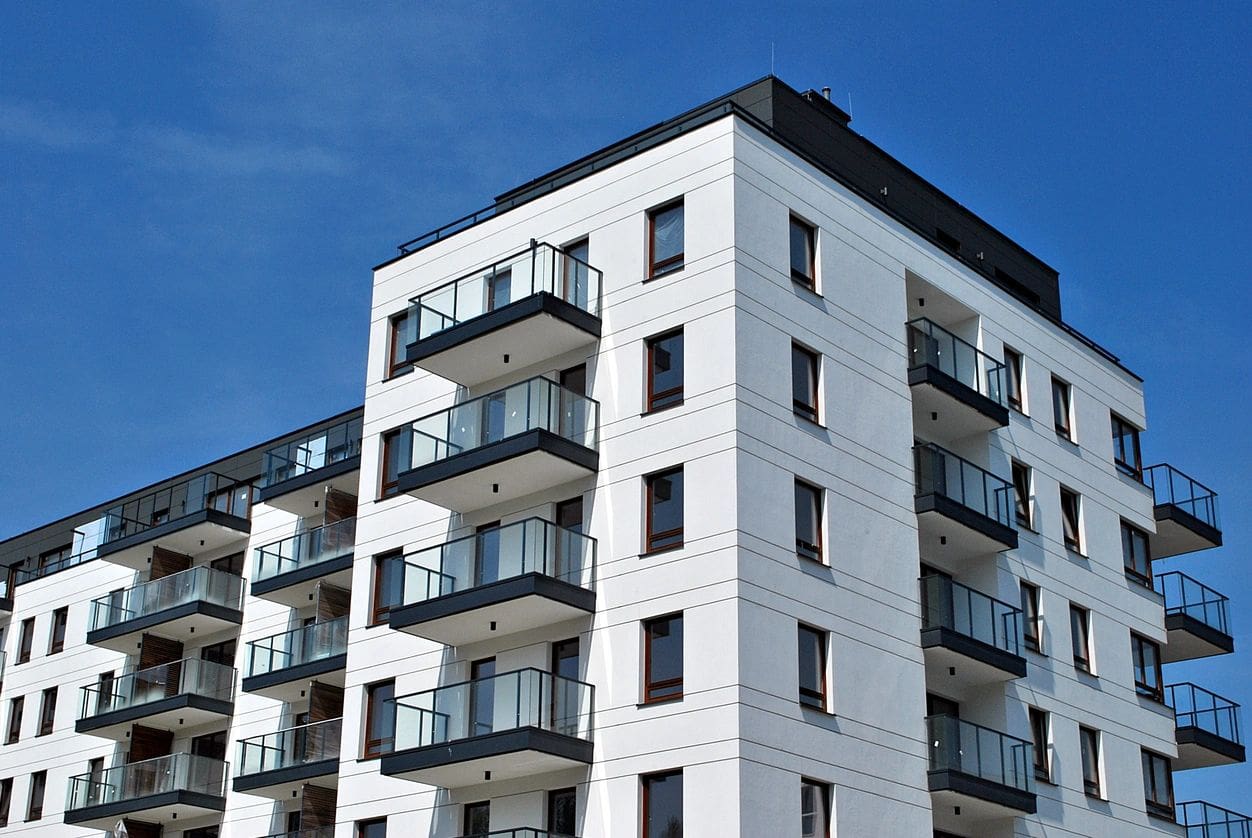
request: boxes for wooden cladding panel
[149,546,191,580]
[314,583,350,621]
[301,783,337,829]
[323,488,357,524]
[138,634,183,670]
[127,725,174,761]
[308,682,344,722]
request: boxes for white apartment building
[0,76,1241,838]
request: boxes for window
[644,467,684,553]
[5,698,22,744]
[562,238,592,309]
[643,614,683,703]
[1028,707,1051,782]
[935,227,961,254]
[1079,726,1101,797]
[646,329,684,412]
[1142,749,1174,818]
[801,778,830,837]
[210,551,244,576]
[25,770,44,821]
[1122,521,1152,586]
[184,828,219,838]
[463,801,490,835]
[790,215,817,290]
[797,624,828,711]
[647,199,684,278]
[0,777,11,827]
[1060,487,1082,553]
[46,607,67,655]
[379,428,409,499]
[1051,376,1073,440]
[1131,634,1163,702]
[36,688,55,737]
[794,480,823,562]
[549,787,577,835]
[387,310,414,378]
[363,679,396,758]
[37,543,72,572]
[1004,347,1024,412]
[641,770,683,838]
[1111,413,1143,479]
[792,343,820,423]
[1011,460,1032,529]
[357,819,387,838]
[1070,604,1092,673]
[16,619,33,665]
[371,551,403,625]
[1020,582,1042,654]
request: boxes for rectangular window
[1060,487,1082,553]
[643,614,683,703]
[363,680,396,758]
[648,199,685,278]
[1028,707,1050,782]
[210,551,244,576]
[1122,521,1153,586]
[1020,582,1042,654]
[25,770,44,821]
[641,770,683,838]
[792,342,820,423]
[1052,376,1073,440]
[645,467,684,553]
[5,697,22,744]
[36,688,55,737]
[357,819,387,838]
[1142,749,1174,818]
[801,778,830,838]
[371,551,403,625]
[0,777,10,827]
[548,786,577,835]
[646,329,684,412]
[1111,413,1143,479]
[1070,604,1092,673]
[789,215,817,290]
[1004,347,1024,412]
[935,227,961,253]
[794,480,823,562]
[1131,633,1163,702]
[1011,460,1032,529]
[1080,726,1101,797]
[797,624,828,711]
[16,619,33,665]
[463,801,490,835]
[47,607,67,655]
[379,428,409,499]
[388,310,413,378]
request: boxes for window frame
[379,428,407,499]
[1070,603,1093,673]
[1111,412,1144,480]
[1121,520,1153,586]
[363,679,396,759]
[5,697,22,745]
[370,550,403,627]
[1059,486,1083,554]
[47,607,67,656]
[1142,748,1175,818]
[800,777,831,838]
[1051,376,1073,440]
[797,623,829,711]
[794,479,824,563]
[547,786,577,835]
[16,619,33,665]
[641,769,683,838]
[24,770,44,822]
[1011,460,1033,530]
[387,310,414,379]
[643,613,684,704]
[789,214,818,291]
[1028,707,1051,782]
[1004,346,1025,412]
[644,467,684,554]
[791,342,821,424]
[645,328,684,413]
[1131,633,1164,703]
[1079,726,1102,798]
[0,776,11,828]
[356,818,387,838]
[1020,582,1042,654]
[35,688,55,737]
[647,199,685,279]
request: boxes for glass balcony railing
[920,575,1022,657]
[245,617,348,679]
[262,416,364,488]
[263,830,335,838]
[1156,572,1231,637]
[1145,464,1220,530]
[1168,683,1243,744]
[1177,801,1252,837]
[906,318,1006,406]
[102,472,255,544]
[0,567,12,600]
[914,442,1015,528]
[405,376,599,471]
[80,658,235,720]
[238,717,342,777]
[457,832,576,838]
[400,518,595,606]
[65,753,227,811]
[926,714,1034,794]
[405,241,602,344]
[390,668,594,752]
[253,517,356,583]
[88,566,244,632]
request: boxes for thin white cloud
[0,99,117,149]
[133,124,349,176]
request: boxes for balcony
[242,617,348,702]
[257,416,363,517]
[1157,572,1234,662]
[1168,683,1245,770]
[63,753,227,829]
[76,658,235,740]
[0,566,12,611]
[404,241,603,387]
[920,575,1025,694]
[235,718,341,798]
[398,376,599,512]
[906,319,1009,440]
[927,715,1035,830]
[455,832,574,838]
[914,443,1017,560]
[96,472,253,570]
[86,566,244,652]
[1176,800,1252,836]
[1144,464,1222,558]
[252,517,356,608]
[390,518,595,645]
[381,668,594,788]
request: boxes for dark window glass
[469,657,497,737]
[801,778,830,837]
[1070,604,1091,672]
[797,624,827,710]
[1029,707,1050,781]
[1060,487,1082,553]
[463,801,490,835]
[184,828,220,838]
[795,480,823,562]
[95,671,115,715]
[790,215,816,290]
[644,614,683,703]
[1122,521,1152,585]
[36,688,54,737]
[200,639,236,666]
[0,777,11,827]
[380,428,410,499]
[38,543,72,571]
[1004,347,1024,411]
[191,730,227,760]
[648,200,684,278]
[1080,727,1101,797]
[487,267,512,310]
[210,551,244,576]
[1011,461,1032,529]
[1052,376,1072,440]
[792,343,820,422]
[48,608,67,655]
[645,468,684,553]
[646,330,684,412]
[364,680,396,758]
[5,697,22,744]
[1111,413,1143,479]
[1020,583,1041,654]
[1142,749,1174,817]
[16,619,33,665]
[562,238,591,309]
[388,310,414,378]
[25,770,44,821]
[1131,634,1163,702]
[935,227,961,253]
[549,786,577,835]
[357,819,387,838]
[371,551,403,625]
[642,770,683,838]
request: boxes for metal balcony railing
[237,717,342,777]
[906,318,1006,406]
[914,442,1015,528]
[79,658,235,720]
[245,616,348,679]
[65,753,227,811]
[1167,683,1243,744]
[102,472,254,543]
[253,517,356,583]
[920,575,1022,657]
[262,416,363,488]
[1176,801,1252,837]
[1144,464,1220,529]
[88,566,243,631]
[457,832,577,838]
[262,830,336,838]
[926,714,1034,794]
[1156,572,1231,637]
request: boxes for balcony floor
[922,629,1026,699]
[909,365,1009,443]
[64,790,225,830]
[76,694,234,741]
[233,760,339,800]
[1151,503,1222,559]
[256,456,361,518]
[86,600,243,653]
[1175,726,1246,770]
[916,495,1018,567]
[96,509,251,571]
[380,727,592,788]
[241,654,347,703]
[251,553,353,609]
[929,770,1036,832]
[1163,612,1235,663]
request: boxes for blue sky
[1,0,1249,809]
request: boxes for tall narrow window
[16,619,33,665]
[0,777,10,827]
[1142,749,1174,818]
[463,801,490,835]
[797,624,828,711]
[47,608,67,656]
[792,343,820,423]
[562,238,591,309]
[1011,460,1032,529]
[1020,582,1042,654]
[641,770,683,838]
[789,215,817,291]
[1028,707,1050,782]
[371,551,403,625]
[794,480,823,562]
[1131,634,1163,702]
[643,614,683,703]
[1080,727,1101,797]
[363,680,396,758]
[647,200,685,278]
[801,778,830,838]
[1004,347,1024,412]
[387,310,413,378]
[1121,521,1152,586]
[357,819,387,838]
[1051,376,1073,440]
[379,428,409,499]
[548,787,577,835]
[646,329,684,412]
[1111,413,1143,479]
[36,688,55,737]
[644,467,684,553]
[5,697,22,744]
[1070,604,1092,673]
[1060,487,1082,553]
[25,770,44,821]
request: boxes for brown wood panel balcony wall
[301,783,337,830]
[150,547,192,580]
[308,682,344,722]
[324,489,357,524]
[138,635,184,669]
[128,725,174,761]
[315,583,350,621]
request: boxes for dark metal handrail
[1155,572,1231,636]
[1144,464,1220,529]
[1167,683,1242,744]
[262,415,363,488]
